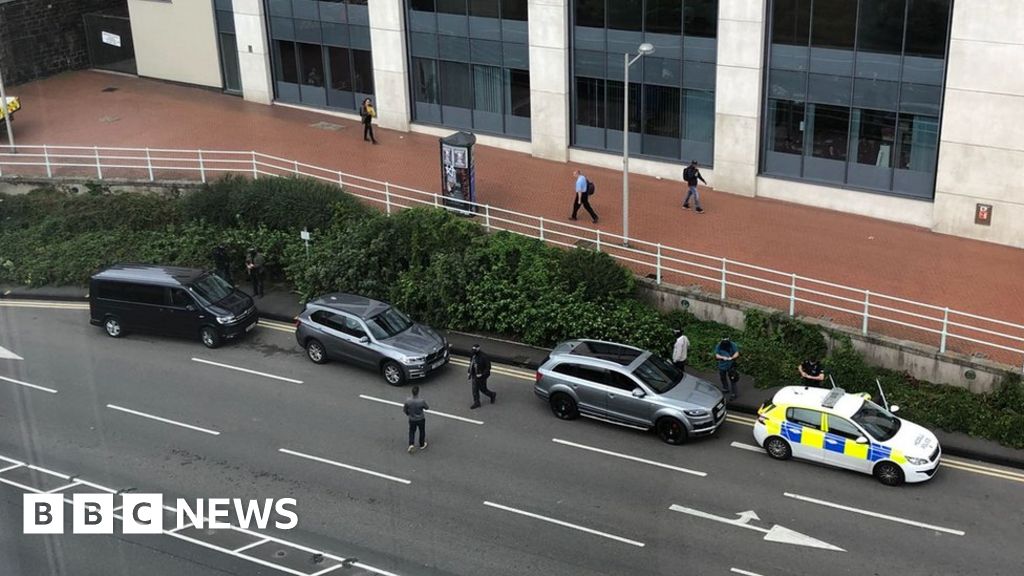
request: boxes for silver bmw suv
[295,293,449,385]
[534,339,726,444]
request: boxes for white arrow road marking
[734,510,760,524]
[0,345,23,360]
[669,504,845,552]
[784,492,965,536]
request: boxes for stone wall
[0,0,127,86]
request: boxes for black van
[89,264,258,348]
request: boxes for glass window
[631,356,682,394]
[905,0,950,58]
[413,57,439,103]
[501,0,527,21]
[310,310,343,331]
[683,0,717,38]
[607,370,640,392]
[328,46,352,90]
[170,288,193,308]
[508,69,530,117]
[607,80,641,132]
[299,43,324,87]
[124,284,165,306]
[771,0,810,46]
[411,0,435,10]
[827,416,864,441]
[441,60,473,108]
[645,0,681,36]
[191,273,234,304]
[575,0,604,28]
[576,77,605,128]
[352,49,373,93]
[469,0,498,18]
[683,89,714,143]
[437,0,466,15]
[851,400,901,441]
[896,113,938,173]
[810,0,856,49]
[644,84,680,138]
[852,108,896,166]
[857,0,905,55]
[366,308,413,339]
[275,40,299,83]
[810,104,849,161]
[767,99,804,155]
[473,64,502,113]
[786,408,823,430]
[607,0,642,32]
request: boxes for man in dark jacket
[682,160,708,214]
[244,247,265,298]
[469,344,496,409]
[403,385,428,453]
[211,244,231,283]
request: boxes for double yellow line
[450,357,535,381]
[0,300,88,310]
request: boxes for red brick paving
[4,71,1024,366]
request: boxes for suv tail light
[535,371,543,383]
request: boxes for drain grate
[101,86,119,92]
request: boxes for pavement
[2,71,1024,365]
[3,282,1022,471]
[2,302,1024,576]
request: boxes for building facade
[124,0,1024,248]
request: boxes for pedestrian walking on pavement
[244,247,265,298]
[798,359,826,387]
[682,160,708,214]
[361,98,378,144]
[211,243,231,283]
[672,329,690,373]
[570,169,599,224]
[403,385,429,453]
[714,337,741,400]
[468,344,496,409]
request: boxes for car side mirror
[855,436,868,445]
[890,405,900,414]
[185,304,196,312]
[632,388,646,398]
[358,336,370,344]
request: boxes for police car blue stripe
[869,444,891,462]
[824,433,846,454]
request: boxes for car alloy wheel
[656,417,688,445]
[382,360,405,386]
[765,436,792,460]
[104,317,122,338]
[200,327,221,349]
[306,339,327,364]
[874,461,905,486]
[549,393,578,420]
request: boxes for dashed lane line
[483,501,645,548]
[358,394,484,425]
[106,404,221,436]
[0,374,59,394]
[552,438,707,477]
[191,357,303,384]
[731,569,767,576]
[784,492,966,536]
[278,448,412,485]
[730,441,764,454]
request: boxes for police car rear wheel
[764,436,792,460]
[874,461,905,486]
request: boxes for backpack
[585,179,595,195]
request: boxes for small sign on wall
[974,203,993,226]
[101,31,121,47]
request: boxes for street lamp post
[622,42,654,247]
[0,64,14,152]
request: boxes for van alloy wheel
[104,318,122,338]
[200,327,221,349]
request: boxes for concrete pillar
[528,0,570,162]
[932,0,1024,248]
[232,0,274,105]
[712,0,766,197]
[368,0,412,132]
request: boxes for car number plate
[430,359,445,370]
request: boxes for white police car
[753,386,941,486]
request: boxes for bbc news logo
[24,494,298,534]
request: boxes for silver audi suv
[534,339,726,444]
[295,293,449,385]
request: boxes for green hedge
[1,176,1022,448]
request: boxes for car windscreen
[851,400,902,442]
[190,273,234,305]
[631,355,683,394]
[366,307,413,339]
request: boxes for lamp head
[638,43,655,56]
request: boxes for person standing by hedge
[245,247,265,298]
[714,337,740,400]
[798,359,826,387]
[571,169,599,224]
[212,243,231,283]
[468,344,496,409]
[361,98,378,144]
[403,385,428,453]
[672,329,690,373]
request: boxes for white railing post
[484,204,491,231]
[862,290,871,335]
[539,216,545,241]
[789,273,797,316]
[940,307,950,353]
[251,151,258,179]
[146,148,154,181]
[434,193,440,207]
[596,230,602,252]
[198,149,206,183]
[43,145,52,177]
[656,244,662,285]
[94,146,102,179]
[293,159,299,176]
[337,171,344,189]
[720,258,728,300]
[385,182,392,214]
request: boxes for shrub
[556,248,636,302]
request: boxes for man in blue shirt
[571,169,599,224]
[714,337,740,400]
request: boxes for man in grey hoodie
[403,385,429,453]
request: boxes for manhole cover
[101,87,119,92]
[273,549,288,558]
[310,121,344,131]
[99,116,121,123]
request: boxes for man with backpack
[682,160,708,214]
[571,169,599,224]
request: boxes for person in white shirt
[672,330,690,373]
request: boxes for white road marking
[47,481,82,493]
[232,538,270,553]
[0,300,88,310]
[278,448,411,485]
[106,404,221,436]
[191,357,304,384]
[0,463,22,474]
[310,565,343,576]
[0,374,58,394]
[730,441,764,453]
[483,501,645,548]
[726,414,756,426]
[731,569,766,576]
[783,492,966,536]
[0,344,23,360]
[358,394,484,425]
[257,319,296,333]
[552,438,707,477]
[0,455,25,466]
[669,504,845,552]
[27,464,72,480]
[0,477,43,493]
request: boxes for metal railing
[2,143,1023,371]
